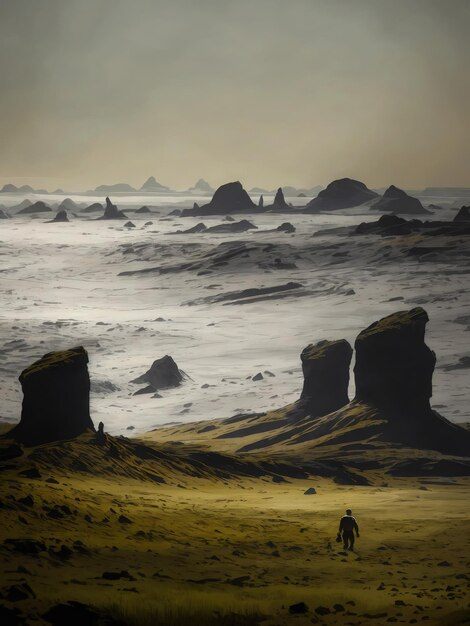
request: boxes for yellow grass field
[1,461,469,625]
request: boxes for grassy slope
[1,453,469,625]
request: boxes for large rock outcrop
[300,339,353,417]
[266,188,290,212]
[354,307,435,414]
[97,197,127,220]
[371,185,430,215]
[10,347,94,446]
[454,206,470,222]
[131,355,186,394]
[181,181,256,216]
[304,178,378,212]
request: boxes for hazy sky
[0,0,469,191]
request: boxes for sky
[0,0,469,191]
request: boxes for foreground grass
[1,469,469,625]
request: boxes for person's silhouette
[338,509,359,550]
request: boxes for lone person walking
[338,509,359,550]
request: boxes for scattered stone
[315,606,331,616]
[289,602,309,614]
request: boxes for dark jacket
[339,515,359,534]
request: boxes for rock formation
[81,202,103,213]
[97,197,127,220]
[205,219,257,233]
[17,201,52,214]
[0,208,9,219]
[304,178,378,212]
[355,213,470,237]
[50,210,69,223]
[454,206,470,222]
[276,222,295,233]
[58,198,79,211]
[181,181,256,216]
[10,347,94,446]
[172,222,207,234]
[131,355,186,394]
[300,339,353,417]
[124,221,136,228]
[371,185,430,215]
[267,188,290,211]
[352,307,470,455]
[258,195,264,208]
[354,308,435,414]
[135,205,151,213]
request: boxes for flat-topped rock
[300,339,352,417]
[354,307,435,414]
[11,347,94,446]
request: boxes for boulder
[10,347,94,446]
[454,206,470,222]
[97,197,127,220]
[131,355,186,392]
[173,222,207,234]
[304,178,378,212]
[49,210,69,223]
[181,181,256,216]
[300,339,353,417]
[371,185,431,215]
[124,221,135,228]
[354,308,435,415]
[205,219,257,233]
[276,222,295,233]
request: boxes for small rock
[289,602,309,614]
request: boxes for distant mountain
[249,185,322,197]
[188,179,213,193]
[94,183,137,193]
[249,187,270,194]
[421,187,470,197]
[140,176,170,192]
[1,183,37,193]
